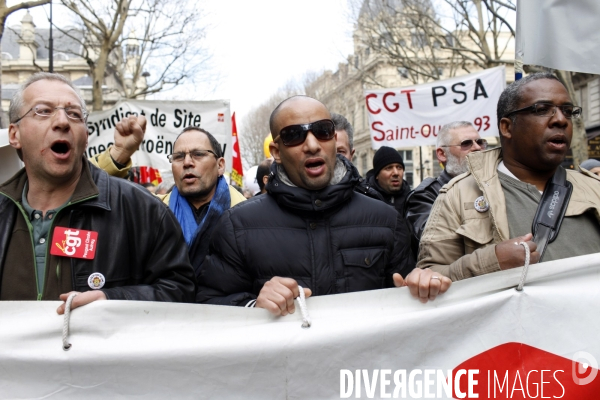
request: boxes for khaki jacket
[417,148,600,281]
[88,146,132,178]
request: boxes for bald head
[269,96,330,139]
[267,95,337,191]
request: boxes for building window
[405,172,414,189]
[398,150,413,162]
[411,32,427,48]
[55,52,69,61]
[397,67,408,79]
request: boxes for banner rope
[62,292,78,350]
[296,286,311,328]
[516,241,531,291]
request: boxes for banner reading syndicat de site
[86,99,231,172]
[364,66,506,149]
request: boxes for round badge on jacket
[88,272,106,290]
[474,196,490,213]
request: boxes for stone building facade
[1,12,146,125]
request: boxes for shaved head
[268,96,336,190]
[269,95,328,139]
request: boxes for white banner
[86,100,231,172]
[365,67,505,149]
[1,253,600,399]
[516,0,600,75]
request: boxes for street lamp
[48,0,53,72]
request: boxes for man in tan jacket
[418,72,600,281]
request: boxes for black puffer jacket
[197,156,415,306]
[354,169,412,215]
[0,160,196,302]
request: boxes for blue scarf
[169,176,231,275]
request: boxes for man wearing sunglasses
[197,96,449,312]
[0,72,196,313]
[405,121,486,255]
[418,72,600,281]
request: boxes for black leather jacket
[404,170,453,256]
[0,160,196,302]
[197,156,415,306]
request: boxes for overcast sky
[7,0,356,120]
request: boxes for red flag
[231,113,243,187]
[132,166,162,185]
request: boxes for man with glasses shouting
[405,121,486,255]
[159,126,246,281]
[0,73,196,312]
[417,72,600,281]
[197,95,450,313]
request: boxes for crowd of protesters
[0,71,599,316]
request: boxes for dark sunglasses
[440,138,488,151]
[275,119,335,147]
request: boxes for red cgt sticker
[50,226,98,260]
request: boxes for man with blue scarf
[97,123,245,283]
[157,127,246,280]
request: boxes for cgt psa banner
[364,66,505,149]
[86,99,231,172]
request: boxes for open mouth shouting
[547,134,569,151]
[182,172,198,184]
[305,158,326,177]
[50,140,71,159]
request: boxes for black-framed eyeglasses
[14,104,88,124]
[168,149,218,163]
[274,119,335,147]
[440,138,488,151]
[503,103,582,119]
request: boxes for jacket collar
[0,158,110,211]
[266,155,360,212]
[464,147,510,240]
[365,169,410,203]
[438,169,453,186]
